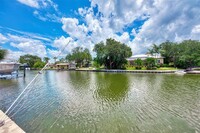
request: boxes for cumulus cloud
[4,50,26,61]
[61,18,88,39]
[4,34,47,58]
[130,0,200,53]
[16,0,200,57]
[0,33,8,44]
[59,0,200,55]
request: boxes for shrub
[135,66,142,69]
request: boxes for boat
[175,70,186,74]
[0,62,20,74]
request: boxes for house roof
[56,63,69,66]
[127,54,164,61]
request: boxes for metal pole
[23,66,26,78]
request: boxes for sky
[0,0,200,61]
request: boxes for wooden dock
[0,110,25,133]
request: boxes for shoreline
[75,69,177,73]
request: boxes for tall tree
[43,57,50,63]
[19,54,42,68]
[65,47,92,67]
[134,58,143,69]
[94,38,132,69]
[145,58,156,70]
[149,40,200,68]
[177,40,200,68]
[0,49,7,61]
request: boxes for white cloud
[61,18,88,39]
[61,0,200,55]
[17,0,39,8]
[17,0,58,9]
[33,10,61,22]
[192,25,200,34]
[53,36,75,52]
[17,0,200,56]
[4,50,25,61]
[129,0,200,54]
[7,34,47,58]
[0,33,8,44]
[10,42,46,57]
[18,0,61,22]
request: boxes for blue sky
[0,0,200,61]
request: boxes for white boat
[175,70,186,74]
[0,62,20,74]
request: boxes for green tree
[53,57,57,63]
[145,58,156,70]
[134,58,143,69]
[94,38,132,69]
[65,47,92,67]
[92,58,100,68]
[159,41,179,66]
[19,54,42,68]
[177,40,200,68]
[0,49,7,61]
[149,40,200,69]
[148,44,161,55]
[33,61,45,69]
[43,57,50,63]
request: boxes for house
[127,54,164,65]
[47,63,56,69]
[56,62,76,70]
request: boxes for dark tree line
[149,40,200,68]
[19,54,49,68]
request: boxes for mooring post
[23,66,26,78]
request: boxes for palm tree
[134,58,143,69]
[53,57,57,64]
[0,49,7,61]
[148,44,161,56]
[43,57,50,63]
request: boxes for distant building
[55,62,76,70]
[47,63,56,69]
[127,54,164,65]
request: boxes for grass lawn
[126,67,146,70]
[77,67,95,70]
[157,67,178,70]
[126,67,178,70]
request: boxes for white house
[127,54,164,65]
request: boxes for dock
[0,110,25,133]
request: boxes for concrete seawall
[0,110,25,133]
[76,69,177,73]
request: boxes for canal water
[0,71,200,133]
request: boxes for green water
[0,71,200,133]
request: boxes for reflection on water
[0,70,200,133]
[94,73,130,102]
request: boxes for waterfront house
[56,62,76,70]
[127,54,164,65]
